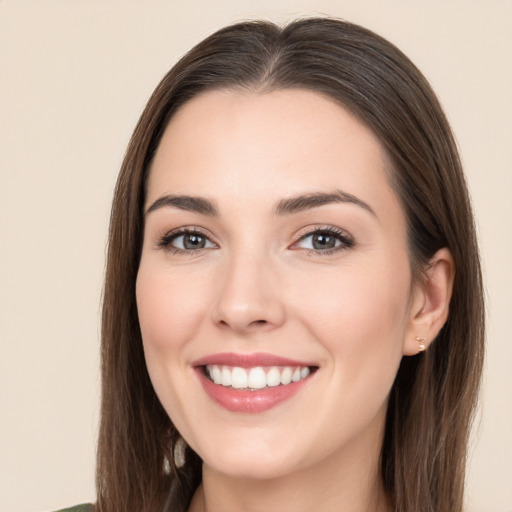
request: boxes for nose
[211,250,286,335]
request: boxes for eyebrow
[145,195,219,216]
[273,190,376,217]
[145,189,375,217]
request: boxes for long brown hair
[97,18,484,512]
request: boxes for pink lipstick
[193,352,317,413]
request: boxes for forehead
[147,89,399,218]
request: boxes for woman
[76,17,484,512]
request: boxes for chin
[204,454,299,481]
[195,433,308,481]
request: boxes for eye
[292,227,355,254]
[298,232,340,250]
[158,229,216,253]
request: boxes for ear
[403,248,455,356]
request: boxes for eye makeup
[155,224,355,257]
[290,225,355,256]
[156,226,217,255]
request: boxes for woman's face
[137,89,420,479]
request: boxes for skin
[136,89,454,512]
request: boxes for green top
[55,505,93,512]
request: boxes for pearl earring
[174,436,187,469]
[416,336,426,352]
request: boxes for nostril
[248,319,270,328]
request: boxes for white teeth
[221,366,232,386]
[231,367,248,389]
[205,364,314,389]
[280,367,292,385]
[266,367,281,387]
[248,367,267,389]
[211,365,222,385]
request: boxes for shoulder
[54,504,94,512]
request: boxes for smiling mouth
[202,364,318,390]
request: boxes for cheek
[135,263,211,432]
[136,264,208,353]
[294,258,411,383]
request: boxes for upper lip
[192,352,317,368]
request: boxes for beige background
[0,1,511,511]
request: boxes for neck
[188,418,391,512]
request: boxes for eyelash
[293,226,355,256]
[156,225,355,256]
[156,227,215,256]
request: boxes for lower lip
[196,369,312,413]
